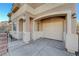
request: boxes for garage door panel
[42,17,64,41]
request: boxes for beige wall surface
[35,3,76,18]
[11,3,76,20]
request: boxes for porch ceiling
[27,3,45,9]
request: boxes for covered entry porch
[32,11,78,53]
[33,16,66,41]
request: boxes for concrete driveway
[7,38,75,56]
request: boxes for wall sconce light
[72,13,76,18]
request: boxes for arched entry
[40,16,65,41]
[19,19,23,32]
[33,15,66,51]
[33,14,67,41]
[19,18,24,40]
[32,12,68,51]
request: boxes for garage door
[41,17,64,41]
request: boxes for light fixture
[72,13,76,18]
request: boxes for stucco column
[16,20,19,39]
[9,21,13,38]
[33,20,36,32]
[23,14,30,43]
[72,18,77,34]
[11,21,13,32]
[16,20,19,32]
[32,20,38,40]
[66,11,78,53]
[67,11,72,34]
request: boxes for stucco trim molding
[33,10,70,21]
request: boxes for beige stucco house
[8,3,78,53]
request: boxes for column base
[32,31,43,40]
[65,33,78,53]
[23,32,30,44]
[10,31,19,40]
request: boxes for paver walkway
[6,38,75,56]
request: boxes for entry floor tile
[7,38,75,56]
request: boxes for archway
[33,12,67,51]
[19,18,23,32]
[35,15,66,41]
[19,18,24,40]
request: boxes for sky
[0,3,79,22]
[76,3,79,22]
[0,3,13,22]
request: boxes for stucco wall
[35,3,76,17]
[10,3,78,53]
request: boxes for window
[13,22,16,31]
